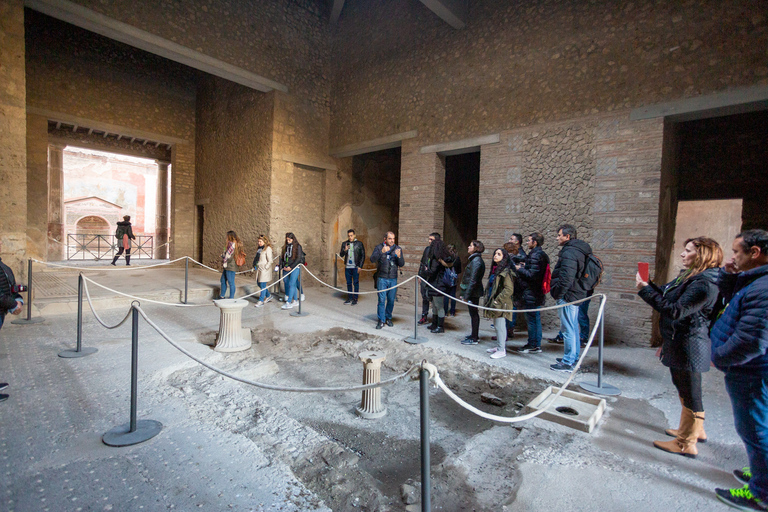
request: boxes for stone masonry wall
[0,0,27,277]
[331,0,768,148]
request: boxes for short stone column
[356,351,387,419]
[213,299,251,352]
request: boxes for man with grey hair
[370,231,404,329]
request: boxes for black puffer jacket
[0,257,23,314]
[550,239,592,302]
[460,253,486,299]
[515,247,550,308]
[426,255,455,298]
[638,268,720,372]
[370,243,405,280]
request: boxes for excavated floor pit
[163,327,560,511]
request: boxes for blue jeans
[557,299,580,365]
[725,372,768,500]
[258,282,271,302]
[345,267,359,300]
[220,270,235,298]
[557,299,591,341]
[526,311,542,347]
[285,269,300,303]
[377,278,397,322]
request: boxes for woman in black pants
[460,240,486,345]
[425,239,454,333]
[636,236,722,459]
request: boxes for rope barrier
[334,253,377,271]
[132,304,419,393]
[430,293,608,423]
[32,257,188,271]
[82,276,136,329]
[303,265,417,294]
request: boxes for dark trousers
[467,296,480,339]
[670,368,703,412]
[112,246,131,263]
[421,281,430,316]
[443,285,457,315]
[345,267,359,300]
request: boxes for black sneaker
[716,485,768,511]
[548,334,564,344]
[375,321,384,329]
[580,339,588,348]
[515,345,542,354]
[461,337,478,345]
[351,300,358,306]
[0,393,8,402]
[550,361,574,373]
[735,467,753,485]
[385,319,394,327]
[343,298,353,305]
[0,383,7,392]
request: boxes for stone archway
[75,215,111,234]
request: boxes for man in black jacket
[1,240,24,402]
[417,233,441,324]
[514,232,550,354]
[460,240,486,345]
[549,224,592,372]
[370,231,405,329]
[339,229,365,305]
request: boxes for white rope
[432,294,608,423]
[230,266,297,300]
[303,265,417,294]
[334,253,376,271]
[81,276,135,329]
[82,275,211,307]
[32,257,187,271]
[418,275,600,313]
[132,304,418,393]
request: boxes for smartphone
[638,262,650,282]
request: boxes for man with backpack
[417,233,441,325]
[513,232,550,354]
[549,224,595,372]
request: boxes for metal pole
[597,315,604,388]
[59,274,97,358]
[333,255,338,289]
[579,299,620,396]
[420,367,431,512]
[291,266,309,317]
[102,303,162,447]
[404,277,427,344]
[129,306,138,433]
[12,258,44,325]
[184,257,189,304]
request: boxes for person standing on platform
[1,239,25,402]
[281,232,304,310]
[443,244,462,317]
[460,240,486,346]
[514,232,550,354]
[219,230,243,299]
[253,235,274,307]
[417,233,441,325]
[340,229,365,306]
[370,231,404,329]
[483,248,516,359]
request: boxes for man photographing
[370,231,404,329]
[339,229,365,305]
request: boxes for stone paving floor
[0,261,751,511]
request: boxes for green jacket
[483,268,516,321]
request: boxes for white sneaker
[490,351,507,359]
[255,301,264,307]
[292,300,299,308]
[281,302,292,310]
[264,296,273,303]
[300,294,305,301]
[486,347,499,354]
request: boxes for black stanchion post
[405,278,427,344]
[184,257,189,304]
[59,274,97,358]
[333,255,338,289]
[579,301,621,396]
[420,366,431,512]
[291,266,309,317]
[103,304,162,447]
[12,258,44,325]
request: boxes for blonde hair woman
[253,234,274,307]
[219,230,244,299]
[636,236,723,458]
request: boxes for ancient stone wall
[331,0,768,147]
[195,76,273,268]
[0,0,28,277]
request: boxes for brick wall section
[0,0,27,277]
[591,116,664,345]
[398,139,445,276]
[25,113,48,260]
[170,143,196,259]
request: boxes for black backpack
[578,254,604,293]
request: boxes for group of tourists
[634,229,768,512]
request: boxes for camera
[11,284,27,293]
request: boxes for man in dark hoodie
[712,229,768,511]
[417,233,440,325]
[111,215,136,266]
[549,224,592,372]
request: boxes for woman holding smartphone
[253,235,274,307]
[281,232,304,310]
[636,236,722,458]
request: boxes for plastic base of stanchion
[403,336,428,345]
[11,317,44,325]
[58,347,98,358]
[102,419,163,447]
[579,381,621,396]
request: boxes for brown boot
[654,407,703,458]
[666,410,707,442]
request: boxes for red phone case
[638,262,650,282]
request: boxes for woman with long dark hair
[253,234,274,307]
[636,236,723,458]
[281,232,304,310]
[425,239,454,333]
[219,230,244,299]
[483,248,516,359]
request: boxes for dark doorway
[443,152,480,261]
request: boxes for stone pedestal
[356,350,387,419]
[213,299,251,352]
